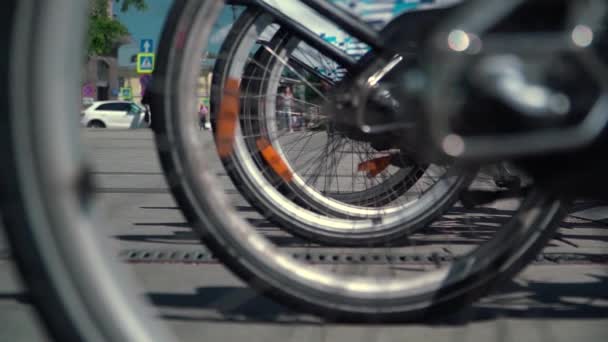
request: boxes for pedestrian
[141,86,152,128]
[278,85,294,131]
[199,102,210,130]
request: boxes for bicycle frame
[227,0,360,68]
[256,39,338,85]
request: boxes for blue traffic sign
[140,39,154,53]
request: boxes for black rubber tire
[87,120,106,128]
[151,0,567,321]
[211,8,423,210]
[204,7,475,246]
[0,1,176,340]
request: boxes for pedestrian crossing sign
[137,53,155,74]
[120,87,133,100]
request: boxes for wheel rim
[154,0,564,316]
[215,13,473,236]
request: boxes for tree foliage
[87,0,148,56]
[115,0,148,13]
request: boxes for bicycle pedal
[460,188,525,208]
[494,175,522,190]
[460,190,500,208]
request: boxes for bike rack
[119,248,608,266]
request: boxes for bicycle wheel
[207,6,476,245]
[214,8,426,209]
[151,0,566,320]
[0,0,176,340]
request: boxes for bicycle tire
[151,0,567,321]
[0,0,178,340]
[205,6,476,246]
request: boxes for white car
[81,101,149,129]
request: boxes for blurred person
[278,85,294,131]
[199,102,210,130]
[141,88,152,128]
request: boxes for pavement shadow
[133,222,191,228]
[234,205,260,213]
[568,204,608,225]
[114,232,310,248]
[148,286,319,324]
[123,203,608,249]
[461,273,608,322]
[409,204,608,249]
[115,231,199,245]
[569,200,608,214]
[123,218,310,247]
[0,293,31,304]
[140,206,180,210]
[147,273,608,325]
[139,205,259,212]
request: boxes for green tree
[87,0,148,56]
[114,0,147,13]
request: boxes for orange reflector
[357,155,392,178]
[216,78,240,158]
[256,138,293,183]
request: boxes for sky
[114,0,172,67]
[114,0,435,67]
[115,1,249,67]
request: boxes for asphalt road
[1,129,608,342]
